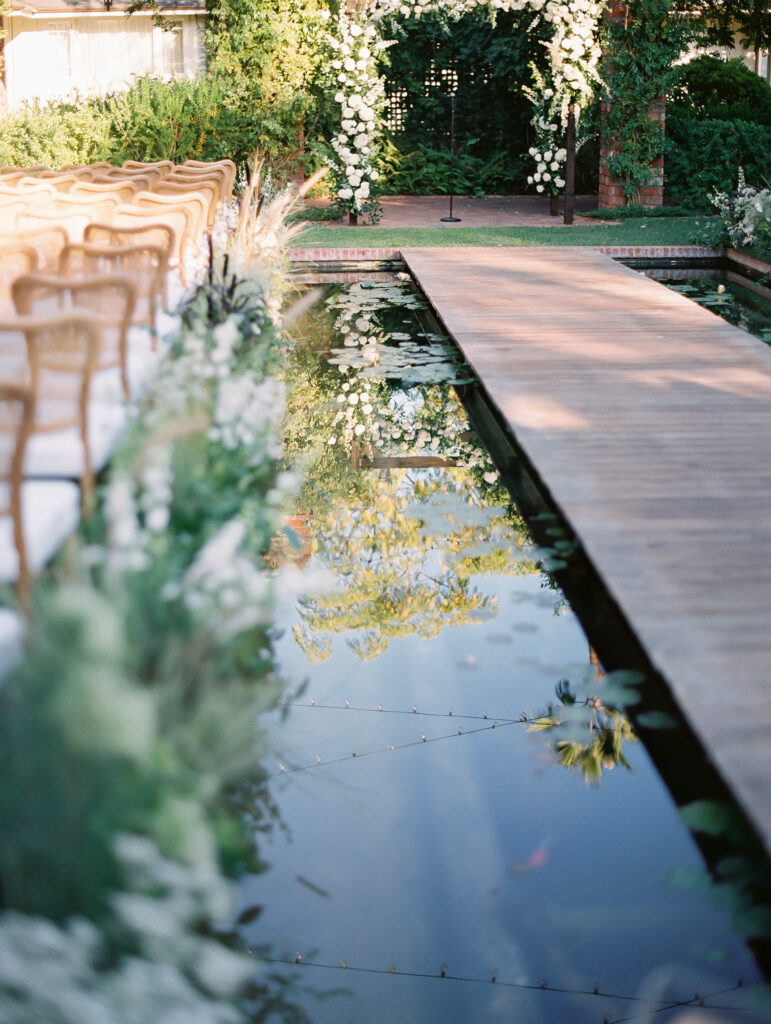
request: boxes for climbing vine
[600,0,691,202]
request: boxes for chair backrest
[0,170,28,185]
[102,166,165,187]
[39,167,93,181]
[0,312,101,498]
[0,380,35,593]
[169,166,231,202]
[83,220,175,262]
[123,159,173,176]
[14,208,98,243]
[12,178,58,195]
[112,204,190,266]
[0,243,38,314]
[70,179,140,204]
[12,273,136,389]
[32,173,84,193]
[183,159,237,198]
[151,178,220,228]
[59,242,166,328]
[0,227,68,273]
[132,191,205,255]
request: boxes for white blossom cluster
[326,10,389,214]
[710,180,771,251]
[0,834,251,1024]
[210,374,286,458]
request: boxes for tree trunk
[550,194,559,216]
[563,103,576,225]
[349,212,358,226]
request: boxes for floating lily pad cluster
[665,276,771,345]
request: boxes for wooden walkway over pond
[402,246,771,857]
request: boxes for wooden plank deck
[402,246,771,856]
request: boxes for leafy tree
[205,0,333,177]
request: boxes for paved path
[306,194,598,228]
[402,246,771,855]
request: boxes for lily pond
[644,266,771,346]
[238,272,771,1024]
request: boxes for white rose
[536,184,544,192]
[344,57,356,71]
[338,187,353,199]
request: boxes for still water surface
[239,273,769,1024]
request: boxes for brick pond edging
[726,248,771,277]
[289,245,723,264]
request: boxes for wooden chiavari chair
[122,159,173,176]
[112,202,193,273]
[0,312,100,500]
[183,159,237,199]
[70,179,141,204]
[0,227,68,274]
[0,381,35,596]
[58,242,166,330]
[84,221,175,304]
[150,177,220,229]
[0,244,37,314]
[12,274,136,398]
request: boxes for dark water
[645,268,771,345]
[239,274,770,1024]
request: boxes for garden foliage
[669,55,771,126]
[378,8,546,177]
[665,111,771,209]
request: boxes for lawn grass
[294,217,711,249]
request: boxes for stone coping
[289,245,723,264]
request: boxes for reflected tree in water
[528,679,638,784]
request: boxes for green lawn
[294,217,711,249]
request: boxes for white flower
[327,436,337,445]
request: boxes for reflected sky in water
[239,276,767,1024]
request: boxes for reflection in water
[647,270,771,345]
[240,273,770,1023]
[528,679,638,785]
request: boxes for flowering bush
[709,173,771,256]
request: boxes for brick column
[599,100,665,208]
[598,1,665,209]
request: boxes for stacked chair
[0,158,236,621]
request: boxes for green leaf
[636,710,678,729]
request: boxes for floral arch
[325,0,605,222]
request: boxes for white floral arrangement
[329,0,603,211]
[325,9,389,218]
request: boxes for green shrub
[670,55,771,126]
[0,74,311,183]
[665,111,771,208]
[0,95,112,168]
[376,139,529,195]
